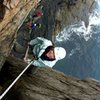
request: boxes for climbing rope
[0,61,33,100]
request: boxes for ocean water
[54,0,100,80]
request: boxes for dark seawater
[54,25,100,80]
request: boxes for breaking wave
[56,0,100,42]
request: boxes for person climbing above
[25,10,43,30]
[26,22,41,30]
[23,37,66,68]
[32,10,43,18]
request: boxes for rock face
[0,0,40,69]
[3,67,100,100]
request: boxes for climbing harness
[0,61,33,100]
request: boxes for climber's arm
[29,37,52,46]
[23,45,30,62]
[29,37,44,46]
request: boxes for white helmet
[54,47,66,60]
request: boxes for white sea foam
[56,21,92,42]
[56,0,100,42]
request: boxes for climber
[32,10,43,18]
[31,23,41,29]
[25,10,43,30]
[26,22,41,29]
[23,37,66,68]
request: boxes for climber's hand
[23,57,28,63]
[23,57,32,64]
